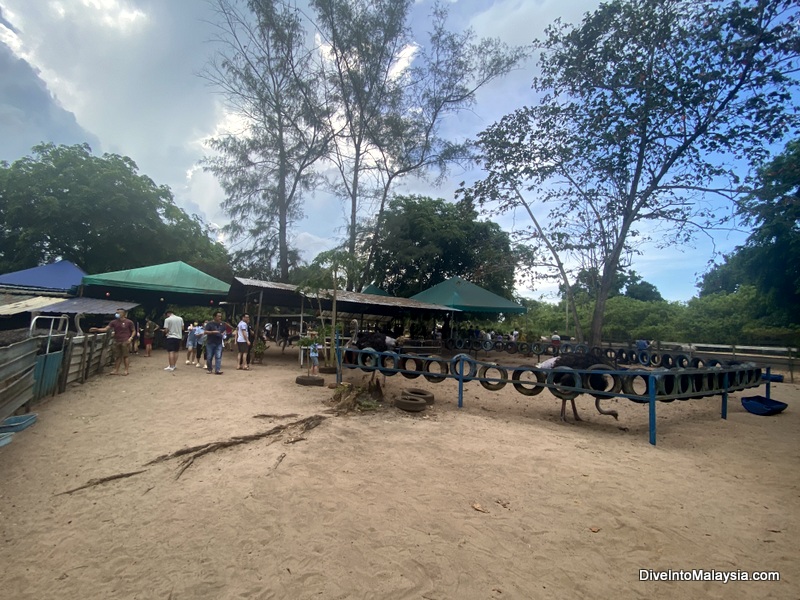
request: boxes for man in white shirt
[162,310,185,371]
[236,313,251,370]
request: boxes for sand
[0,345,797,600]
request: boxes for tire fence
[337,345,770,446]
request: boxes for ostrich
[347,319,397,352]
[537,353,620,422]
[343,320,399,385]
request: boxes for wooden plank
[0,366,35,422]
[0,337,40,382]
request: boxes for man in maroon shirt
[90,308,136,375]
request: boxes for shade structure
[0,260,86,293]
[410,276,526,314]
[81,261,230,305]
[361,284,390,296]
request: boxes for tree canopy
[699,137,800,323]
[365,195,517,299]
[0,143,231,277]
[462,0,799,345]
[203,0,330,283]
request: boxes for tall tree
[366,195,517,299]
[0,143,230,274]
[203,0,330,282]
[700,137,800,322]
[463,0,799,345]
[310,0,527,289]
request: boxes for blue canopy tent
[0,260,86,293]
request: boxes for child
[308,331,320,376]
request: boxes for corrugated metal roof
[39,297,139,315]
[233,277,458,313]
[0,296,63,316]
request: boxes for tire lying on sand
[296,375,324,386]
[404,388,434,405]
[395,395,427,412]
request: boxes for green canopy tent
[410,276,526,314]
[80,261,230,309]
[361,284,391,296]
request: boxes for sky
[0,0,759,303]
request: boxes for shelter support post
[766,366,771,400]
[721,373,729,420]
[648,374,657,446]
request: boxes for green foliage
[310,0,528,286]
[0,143,231,275]
[203,0,330,282]
[700,138,800,324]
[366,195,517,298]
[463,0,800,344]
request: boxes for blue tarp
[0,261,87,292]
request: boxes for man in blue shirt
[204,311,227,375]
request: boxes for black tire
[478,364,508,391]
[470,340,482,351]
[511,367,545,396]
[445,339,456,351]
[379,351,400,376]
[586,364,621,399]
[455,338,465,350]
[404,388,435,405]
[574,344,589,355]
[482,340,494,351]
[518,342,530,354]
[660,353,674,369]
[395,396,427,412]
[690,357,704,369]
[649,353,661,367]
[674,354,690,369]
[531,343,543,355]
[450,353,477,379]
[296,375,324,386]
[493,341,505,352]
[616,348,628,363]
[621,373,652,403]
[591,346,604,358]
[638,351,650,366]
[358,347,379,370]
[543,344,556,356]
[400,353,422,379]
[547,366,581,400]
[605,348,617,360]
[560,343,573,354]
[506,342,518,354]
[423,355,449,383]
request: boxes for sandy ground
[0,344,798,600]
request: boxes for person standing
[236,314,251,370]
[194,320,207,367]
[162,309,185,371]
[204,311,226,375]
[185,321,199,365]
[308,331,320,376]
[551,330,561,355]
[142,318,159,357]
[90,308,135,376]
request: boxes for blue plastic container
[761,373,784,383]
[0,413,38,433]
[741,396,788,416]
[0,432,14,448]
